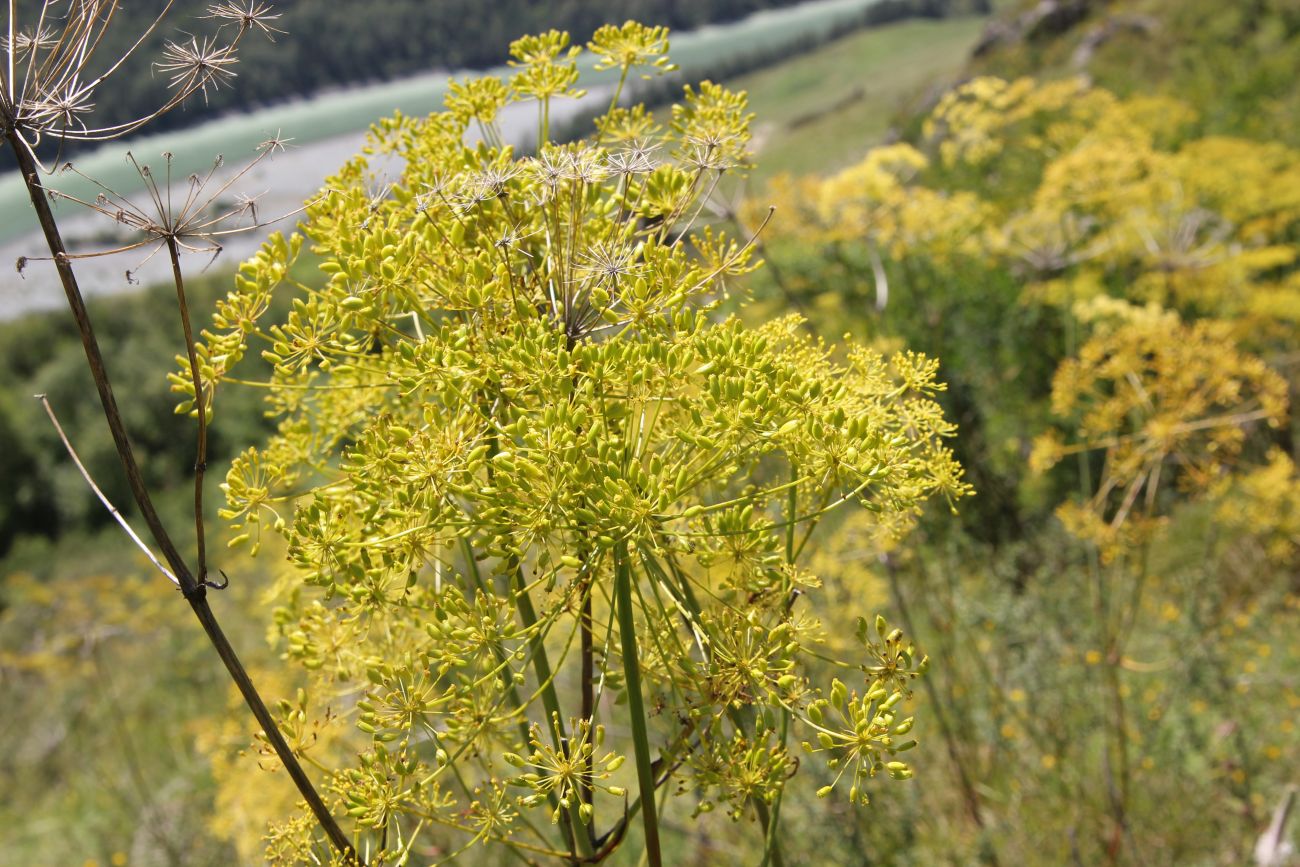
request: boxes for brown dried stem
[167,235,210,586]
[7,127,359,865]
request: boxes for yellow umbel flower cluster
[183,24,969,866]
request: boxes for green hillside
[739,0,1300,861]
[738,15,990,180]
[970,0,1300,143]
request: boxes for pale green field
[740,16,988,182]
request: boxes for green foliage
[0,560,256,865]
[0,273,283,560]
[752,67,1300,864]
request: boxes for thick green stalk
[614,544,662,867]
[579,567,597,838]
[759,469,801,867]
[757,713,788,867]
[483,416,591,859]
[509,562,595,860]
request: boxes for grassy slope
[968,0,1300,146]
[737,16,989,184]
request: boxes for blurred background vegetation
[3,0,1299,864]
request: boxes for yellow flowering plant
[186,25,969,865]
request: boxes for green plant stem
[757,711,790,867]
[462,543,584,862]
[580,565,597,836]
[883,553,989,838]
[656,552,786,866]
[509,561,596,860]
[460,538,533,748]
[785,469,798,563]
[759,466,801,867]
[8,131,359,865]
[614,544,662,867]
[593,66,630,149]
[484,414,591,860]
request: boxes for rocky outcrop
[972,0,1096,57]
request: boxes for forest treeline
[0,274,280,560]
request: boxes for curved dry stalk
[6,119,359,867]
[37,393,180,587]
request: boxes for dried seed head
[605,141,659,176]
[156,35,240,103]
[574,242,637,286]
[4,25,58,57]
[204,1,285,39]
[21,80,96,131]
